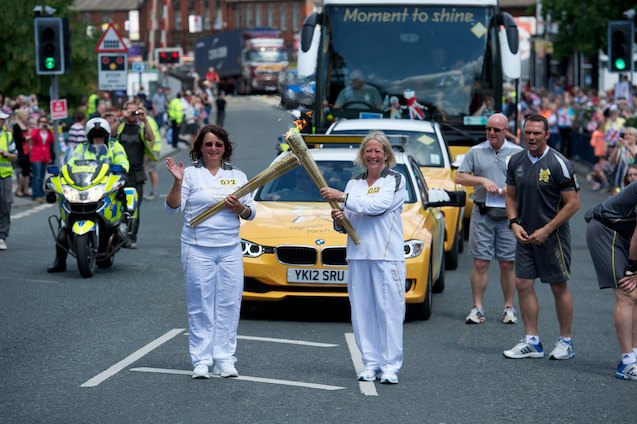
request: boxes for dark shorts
[515,227,571,284]
[586,219,627,289]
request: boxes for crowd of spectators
[504,74,637,196]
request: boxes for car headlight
[241,239,275,258]
[62,184,106,203]
[404,240,424,259]
[286,89,296,99]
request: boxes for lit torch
[285,114,362,245]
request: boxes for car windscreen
[328,129,444,167]
[255,160,415,203]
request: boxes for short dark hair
[190,124,233,163]
[524,114,549,132]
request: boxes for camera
[134,110,142,116]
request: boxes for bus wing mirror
[498,12,521,80]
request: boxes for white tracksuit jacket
[337,167,406,373]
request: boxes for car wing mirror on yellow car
[451,154,465,169]
[425,189,466,208]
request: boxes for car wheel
[432,252,445,293]
[408,257,433,320]
[445,231,459,270]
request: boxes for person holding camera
[455,113,523,325]
[115,100,155,248]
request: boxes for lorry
[194,29,289,94]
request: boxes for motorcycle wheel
[75,233,96,278]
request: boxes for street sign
[50,99,67,120]
[98,53,127,90]
[132,61,145,73]
[95,23,128,53]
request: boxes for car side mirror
[451,154,465,169]
[425,189,466,208]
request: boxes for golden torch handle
[189,153,300,227]
[285,129,362,245]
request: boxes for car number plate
[287,268,348,284]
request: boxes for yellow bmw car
[240,145,464,319]
[327,119,467,269]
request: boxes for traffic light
[34,17,70,75]
[608,20,634,73]
[156,48,183,65]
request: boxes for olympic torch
[285,126,362,245]
[189,153,300,227]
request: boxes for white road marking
[345,332,378,396]
[237,335,338,347]
[130,367,345,391]
[80,328,185,387]
[11,203,53,220]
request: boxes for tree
[0,0,98,109]
[541,0,636,59]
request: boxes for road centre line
[11,203,53,220]
[81,328,185,388]
[345,332,378,397]
[237,335,339,347]
[130,367,346,391]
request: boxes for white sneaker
[502,307,518,324]
[192,364,210,379]
[549,339,575,360]
[357,368,379,382]
[213,362,239,378]
[0,239,6,250]
[379,371,398,384]
[503,340,545,359]
[465,307,485,324]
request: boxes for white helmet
[85,117,111,143]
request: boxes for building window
[267,4,275,28]
[235,3,242,28]
[203,0,211,31]
[280,3,287,31]
[245,3,253,28]
[255,4,262,28]
[174,0,182,30]
[292,3,300,31]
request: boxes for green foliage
[625,115,637,128]
[541,0,636,58]
[0,0,99,109]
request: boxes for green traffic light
[44,57,56,69]
[615,58,627,70]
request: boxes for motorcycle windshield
[65,144,110,187]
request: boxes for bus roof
[324,0,499,6]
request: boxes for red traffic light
[157,48,182,65]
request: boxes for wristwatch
[508,217,521,229]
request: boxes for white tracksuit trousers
[182,243,243,368]
[348,259,406,373]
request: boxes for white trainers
[503,340,545,359]
[0,239,6,250]
[192,364,210,379]
[616,362,637,380]
[213,362,239,378]
[549,339,575,360]
[379,371,399,384]
[465,307,485,324]
[502,307,518,324]
[357,368,379,382]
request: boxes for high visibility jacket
[168,98,184,124]
[68,141,130,172]
[87,93,99,116]
[0,127,15,178]
[146,116,162,157]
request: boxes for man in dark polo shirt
[503,114,580,360]
[117,100,155,248]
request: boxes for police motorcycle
[45,118,138,278]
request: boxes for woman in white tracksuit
[320,131,406,384]
[165,125,255,379]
